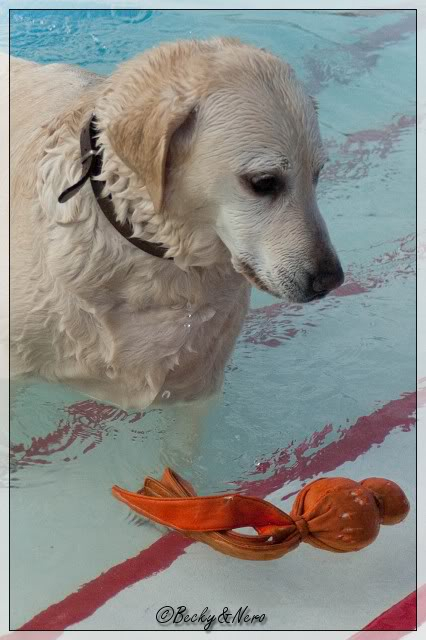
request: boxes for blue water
[9,9,416,630]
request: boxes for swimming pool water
[8,9,416,631]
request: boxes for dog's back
[11,57,103,229]
[10,59,104,376]
[11,57,101,138]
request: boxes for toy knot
[293,515,310,540]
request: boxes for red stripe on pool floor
[17,390,417,631]
[243,391,416,499]
[18,533,192,631]
[362,590,416,632]
[349,584,426,639]
[10,401,143,466]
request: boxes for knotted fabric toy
[112,469,409,561]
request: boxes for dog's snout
[311,260,344,296]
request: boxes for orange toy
[112,469,409,561]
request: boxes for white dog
[10,38,343,410]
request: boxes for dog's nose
[312,261,344,295]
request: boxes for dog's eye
[313,161,326,185]
[246,174,282,197]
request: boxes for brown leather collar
[58,114,171,260]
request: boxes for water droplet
[162,390,171,400]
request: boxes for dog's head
[106,39,344,302]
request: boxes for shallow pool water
[8,9,416,631]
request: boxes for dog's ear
[108,95,198,213]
